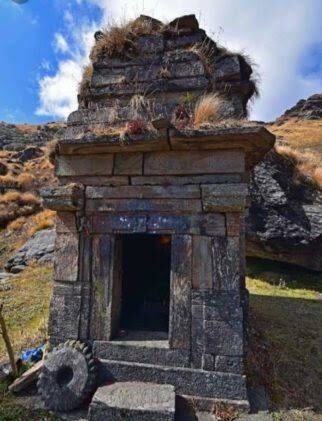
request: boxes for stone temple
[42,14,275,418]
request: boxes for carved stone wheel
[37,340,97,412]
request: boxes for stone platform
[88,382,175,421]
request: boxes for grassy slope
[246,258,322,413]
[0,265,52,359]
[268,119,322,156]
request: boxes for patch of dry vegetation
[193,94,225,127]
[78,64,93,97]
[43,138,59,165]
[28,209,55,236]
[0,173,35,191]
[90,18,162,61]
[0,210,56,268]
[0,191,41,227]
[268,119,322,156]
[246,258,322,412]
[276,144,322,188]
[0,264,52,360]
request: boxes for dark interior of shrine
[120,234,171,334]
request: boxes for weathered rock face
[5,229,55,273]
[247,150,322,271]
[277,93,322,122]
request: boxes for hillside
[268,94,322,157]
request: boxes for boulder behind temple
[247,149,322,271]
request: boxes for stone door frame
[87,223,192,351]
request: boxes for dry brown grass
[268,119,322,156]
[0,173,35,191]
[276,144,322,188]
[190,37,216,76]
[29,209,55,236]
[0,264,52,360]
[0,191,41,227]
[193,94,225,127]
[7,217,26,231]
[43,139,59,165]
[78,63,93,97]
[90,18,161,61]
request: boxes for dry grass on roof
[90,18,162,61]
[193,94,226,127]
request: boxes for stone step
[98,359,248,405]
[88,382,175,421]
[93,340,190,368]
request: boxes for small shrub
[174,104,190,121]
[124,120,147,135]
[44,139,59,165]
[193,94,225,127]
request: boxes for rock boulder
[247,149,322,271]
[5,229,55,273]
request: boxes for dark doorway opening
[120,234,171,334]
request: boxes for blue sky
[0,0,322,123]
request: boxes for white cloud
[37,0,322,121]
[36,60,81,118]
[53,33,69,54]
[36,17,96,119]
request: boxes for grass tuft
[29,209,55,236]
[276,144,322,188]
[90,18,161,61]
[193,94,225,127]
[78,63,93,97]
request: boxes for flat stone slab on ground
[236,413,273,421]
[89,382,175,421]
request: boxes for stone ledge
[99,359,248,401]
[169,126,275,170]
[41,184,84,211]
[93,341,190,367]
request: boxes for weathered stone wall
[65,14,256,143]
[43,148,248,378]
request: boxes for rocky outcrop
[247,150,322,271]
[0,122,63,151]
[277,93,322,122]
[5,229,55,273]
